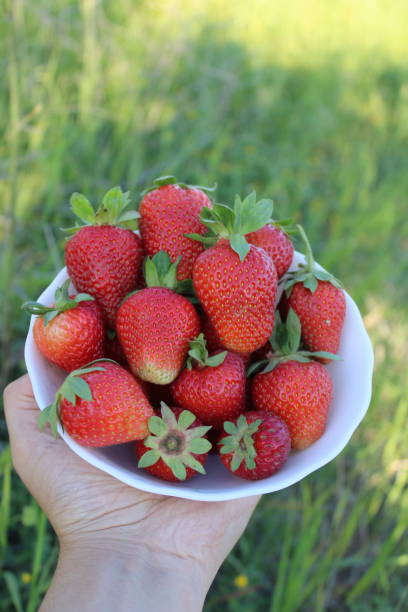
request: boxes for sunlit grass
[1,0,407,609]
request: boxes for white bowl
[24,252,374,502]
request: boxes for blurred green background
[1,0,407,609]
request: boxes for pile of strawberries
[23,177,346,482]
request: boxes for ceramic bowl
[24,252,374,501]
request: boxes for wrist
[41,539,211,612]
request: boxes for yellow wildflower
[234,574,249,588]
[21,572,32,584]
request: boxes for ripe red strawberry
[116,252,200,384]
[64,187,143,327]
[249,309,336,450]
[171,333,246,427]
[218,411,291,480]
[22,280,104,372]
[192,193,278,354]
[39,360,155,445]
[285,225,346,361]
[139,176,214,281]
[135,403,212,481]
[246,223,294,278]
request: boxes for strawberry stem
[284,226,343,293]
[296,224,315,272]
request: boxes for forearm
[40,544,210,612]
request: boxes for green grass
[1,1,407,609]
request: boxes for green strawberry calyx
[186,333,227,370]
[22,279,94,325]
[284,225,343,294]
[120,251,197,306]
[137,402,212,480]
[143,250,197,298]
[247,309,341,376]
[38,359,116,437]
[63,186,139,233]
[219,415,263,471]
[140,175,217,197]
[144,251,182,290]
[186,192,273,261]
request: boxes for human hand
[4,375,260,611]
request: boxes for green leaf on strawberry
[187,192,273,261]
[141,251,199,305]
[144,251,182,290]
[22,279,94,326]
[70,193,95,224]
[63,186,139,233]
[247,309,341,376]
[219,415,263,471]
[38,359,115,437]
[137,403,212,480]
[185,333,227,370]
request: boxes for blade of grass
[0,446,12,554]
[0,0,20,391]
[269,507,295,612]
[3,572,23,612]
[26,507,48,612]
[347,521,406,603]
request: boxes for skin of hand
[4,375,260,612]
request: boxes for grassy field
[1,0,408,609]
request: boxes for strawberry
[171,333,246,427]
[139,176,215,281]
[285,225,346,361]
[64,187,143,327]
[39,359,154,445]
[191,193,278,354]
[116,252,200,385]
[246,222,294,278]
[22,280,104,372]
[218,411,291,480]
[135,403,212,481]
[250,309,338,450]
